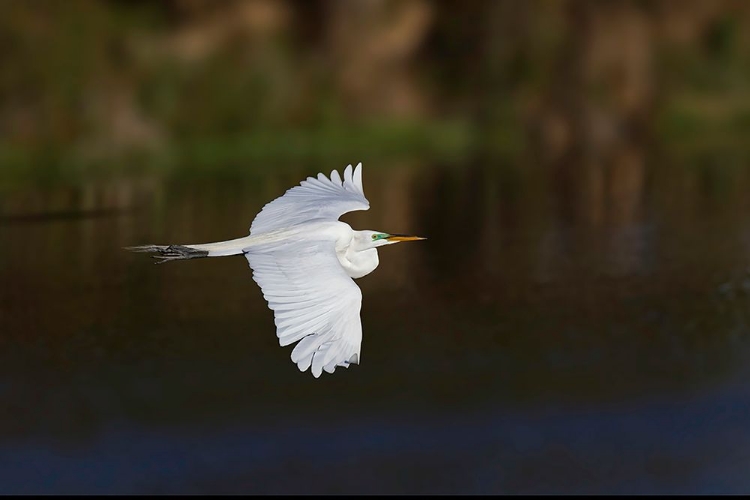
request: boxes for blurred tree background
[1,0,750,183]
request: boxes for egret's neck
[337,244,380,279]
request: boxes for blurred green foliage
[2,0,750,186]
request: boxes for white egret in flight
[128,163,424,377]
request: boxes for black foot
[125,244,209,264]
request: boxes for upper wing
[245,239,363,378]
[250,163,369,235]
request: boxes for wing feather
[245,239,363,378]
[249,163,369,235]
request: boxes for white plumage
[128,163,424,377]
[250,163,368,235]
[246,240,363,377]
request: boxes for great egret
[128,163,424,377]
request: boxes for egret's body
[128,163,423,377]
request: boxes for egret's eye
[372,234,378,240]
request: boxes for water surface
[2,159,750,493]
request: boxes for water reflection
[1,159,750,493]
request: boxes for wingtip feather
[330,169,343,185]
[353,162,363,192]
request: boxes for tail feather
[125,244,209,264]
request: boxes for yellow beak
[386,234,426,242]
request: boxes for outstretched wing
[250,163,369,235]
[245,239,363,378]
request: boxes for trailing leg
[126,234,258,262]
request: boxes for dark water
[2,159,750,494]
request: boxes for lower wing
[244,239,363,378]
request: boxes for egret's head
[359,230,426,249]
